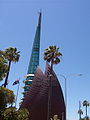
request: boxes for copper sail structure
[21,64,66,120]
[23,12,42,96]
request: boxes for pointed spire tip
[38,9,42,14]
[38,10,42,26]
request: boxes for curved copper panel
[20,64,66,120]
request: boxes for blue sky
[0,0,90,120]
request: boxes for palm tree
[44,45,62,70]
[2,47,20,88]
[83,100,89,117]
[50,115,60,120]
[44,45,62,120]
[78,109,83,120]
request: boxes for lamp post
[59,73,83,120]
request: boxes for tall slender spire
[38,11,41,26]
[27,12,41,74]
[23,12,42,96]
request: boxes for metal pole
[59,74,83,120]
[60,75,67,120]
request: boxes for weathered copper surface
[20,64,66,120]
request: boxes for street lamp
[59,73,83,120]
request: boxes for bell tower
[23,12,42,96]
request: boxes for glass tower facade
[23,12,42,96]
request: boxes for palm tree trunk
[79,113,81,120]
[51,59,53,71]
[4,61,11,88]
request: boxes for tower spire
[23,12,42,96]
[38,11,42,26]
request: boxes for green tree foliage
[50,115,60,120]
[0,47,20,87]
[44,45,62,69]
[1,107,29,120]
[0,52,8,81]
[16,108,29,120]
[2,47,20,62]
[0,87,15,109]
[2,107,17,120]
[0,87,29,120]
[81,116,90,120]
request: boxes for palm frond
[44,45,62,67]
